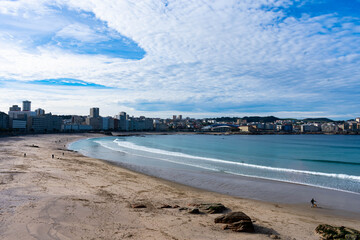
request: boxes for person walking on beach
[311,198,317,208]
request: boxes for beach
[0,134,359,240]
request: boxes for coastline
[0,133,359,239]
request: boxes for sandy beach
[0,134,359,240]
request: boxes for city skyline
[1,1,360,119]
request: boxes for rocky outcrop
[159,204,172,209]
[196,203,227,214]
[315,224,360,240]
[188,208,201,214]
[215,212,254,233]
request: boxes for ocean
[69,134,360,195]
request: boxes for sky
[0,0,360,119]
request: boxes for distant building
[86,107,102,130]
[301,124,320,133]
[12,119,27,131]
[0,112,9,129]
[102,117,115,130]
[35,108,45,116]
[154,119,168,131]
[356,117,360,123]
[90,107,100,118]
[28,114,62,133]
[116,112,128,131]
[86,116,102,130]
[9,105,21,111]
[338,123,349,131]
[239,125,256,132]
[22,100,31,111]
[62,124,92,132]
[282,124,293,132]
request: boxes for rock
[214,211,251,224]
[172,205,180,208]
[178,207,188,211]
[131,204,147,209]
[215,212,254,233]
[188,208,200,214]
[159,204,172,209]
[224,220,255,233]
[315,224,360,240]
[197,203,227,214]
[270,234,281,239]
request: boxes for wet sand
[0,134,359,240]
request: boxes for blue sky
[0,0,359,119]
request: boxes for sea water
[69,134,360,194]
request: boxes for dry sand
[0,133,359,240]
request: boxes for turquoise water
[69,134,360,194]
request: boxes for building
[86,116,102,130]
[35,108,45,116]
[282,124,293,132]
[321,123,339,133]
[62,124,92,132]
[301,124,320,133]
[239,125,256,132]
[28,114,62,133]
[90,107,99,118]
[9,105,21,111]
[22,100,31,111]
[8,101,36,119]
[12,119,27,131]
[86,107,102,130]
[0,112,9,129]
[102,117,115,130]
[116,112,128,131]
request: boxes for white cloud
[55,23,108,43]
[0,0,359,118]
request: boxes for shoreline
[90,156,360,219]
[70,134,360,217]
[1,133,359,239]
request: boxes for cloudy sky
[0,0,359,119]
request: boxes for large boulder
[215,211,251,223]
[315,224,360,240]
[215,212,254,233]
[223,220,255,233]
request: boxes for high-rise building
[90,107,99,118]
[117,112,128,131]
[23,100,31,111]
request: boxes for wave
[93,141,360,195]
[113,139,360,182]
[298,158,360,166]
[94,140,128,154]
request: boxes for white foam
[94,140,128,154]
[113,139,360,182]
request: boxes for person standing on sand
[311,198,316,208]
